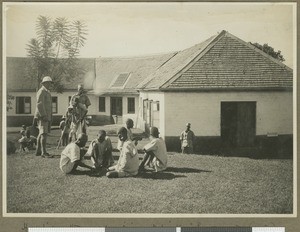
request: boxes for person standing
[59,116,70,146]
[65,105,79,143]
[69,84,91,135]
[34,76,53,158]
[180,123,195,154]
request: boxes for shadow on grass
[69,169,97,176]
[136,172,186,180]
[165,167,212,173]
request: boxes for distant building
[6,57,96,126]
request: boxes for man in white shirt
[60,133,95,174]
[139,127,168,173]
[106,127,139,178]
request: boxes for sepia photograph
[2,2,296,216]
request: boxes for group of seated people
[59,118,168,178]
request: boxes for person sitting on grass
[117,118,142,151]
[139,127,168,173]
[106,127,139,178]
[117,118,134,151]
[86,130,114,171]
[18,125,30,152]
[60,133,95,174]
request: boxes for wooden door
[221,102,256,147]
[111,97,122,116]
[236,102,256,147]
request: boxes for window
[128,97,135,113]
[16,97,31,114]
[111,73,130,88]
[153,101,160,111]
[52,97,58,114]
[99,97,106,112]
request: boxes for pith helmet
[41,76,53,83]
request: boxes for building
[137,30,293,155]
[6,30,293,155]
[91,53,176,126]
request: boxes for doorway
[221,102,256,147]
[111,97,122,116]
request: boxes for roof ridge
[97,51,177,60]
[224,31,293,71]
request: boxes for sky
[3,2,296,68]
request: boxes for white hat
[41,76,53,83]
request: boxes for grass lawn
[6,125,293,214]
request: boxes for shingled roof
[139,30,293,91]
[6,57,95,92]
[93,52,177,95]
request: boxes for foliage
[6,93,14,112]
[26,16,88,92]
[250,42,285,62]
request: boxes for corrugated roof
[93,53,177,95]
[6,57,95,91]
[139,31,293,91]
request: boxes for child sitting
[18,125,30,152]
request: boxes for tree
[250,42,285,62]
[26,16,88,92]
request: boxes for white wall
[90,95,139,123]
[7,91,76,117]
[163,91,293,137]
[121,95,139,124]
[87,95,108,115]
[139,91,166,137]
[7,92,36,116]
